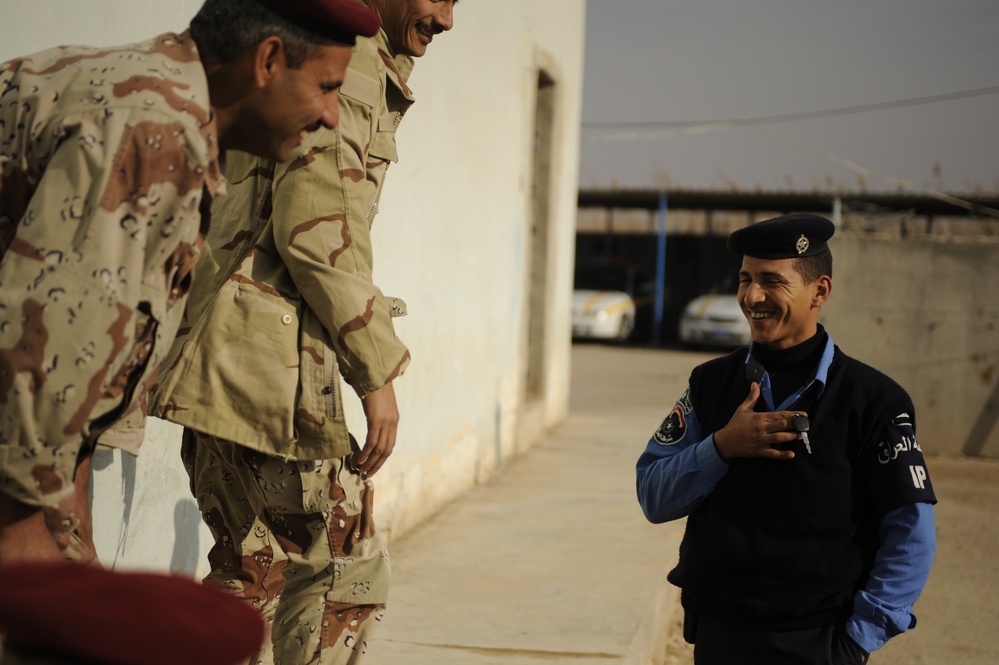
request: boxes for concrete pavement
[365,344,999,665]
[365,344,695,664]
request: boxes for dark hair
[190,0,333,68]
[795,249,833,284]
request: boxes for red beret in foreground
[258,0,381,40]
[0,563,264,665]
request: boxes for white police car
[679,282,752,348]
[571,288,636,341]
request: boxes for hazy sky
[580,0,999,194]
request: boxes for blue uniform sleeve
[636,387,730,524]
[845,501,936,653]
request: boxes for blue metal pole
[653,193,668,346]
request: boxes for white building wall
[0,1,585,574]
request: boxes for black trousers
[685,610,870,665]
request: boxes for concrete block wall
[820,233,999,459]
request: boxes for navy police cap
[256,0,381,42]
[727,213,835,259]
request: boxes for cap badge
[795,234,809,255]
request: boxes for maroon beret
[0,563,264,665]
[257,0,380,41]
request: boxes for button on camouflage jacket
[149,31,414,462]
[0,32,221,505]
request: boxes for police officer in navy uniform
[636,213,937,664]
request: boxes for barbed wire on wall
[582,85,999,218]
[582,85,999,132]
[750,125,999,218]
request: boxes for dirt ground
[660,454,999,665]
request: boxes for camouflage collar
[371,28,415,102]
[174,29,224,198]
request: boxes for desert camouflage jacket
[149,30,414,461]
[0,32,221,503]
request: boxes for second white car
[679,292,752,348]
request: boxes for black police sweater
[667,345,916,629]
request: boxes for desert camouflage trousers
[181,430,390,665]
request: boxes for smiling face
[262,42,354,161]
[737,256,832,349]
[371,0,457,57]
[229,40,353,162]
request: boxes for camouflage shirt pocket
[294,307,349,458]
[368,115,399,164]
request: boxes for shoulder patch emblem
[654,388,691,446]
[877,411,922,465]
[891,412,913,429]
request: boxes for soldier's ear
[811,275,832,308]
[252,36,287,88]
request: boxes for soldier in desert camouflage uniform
[0,0,380,565]
[148,1,457,663]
